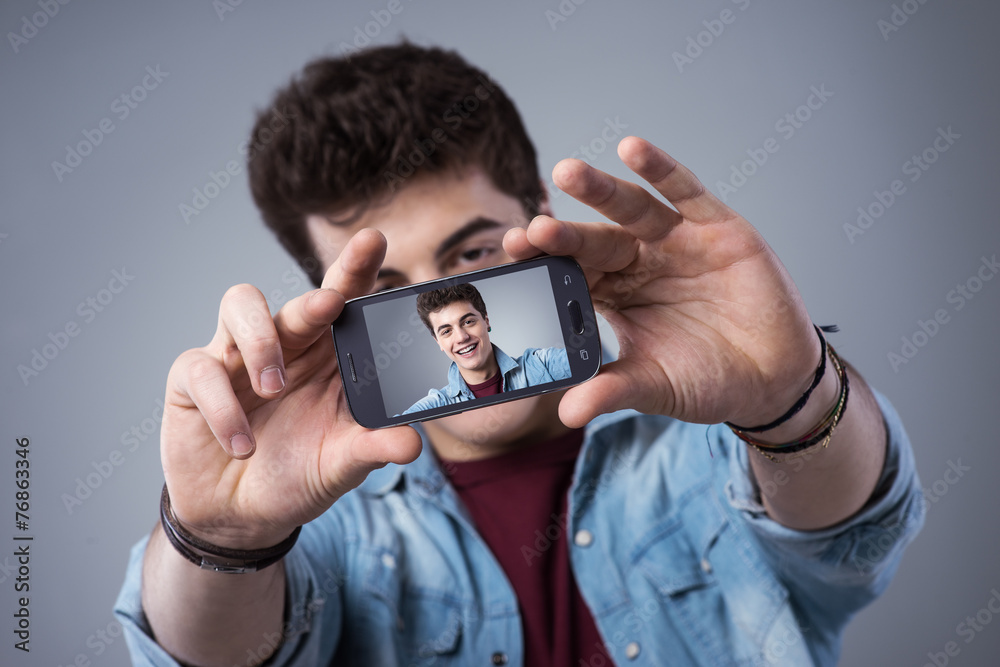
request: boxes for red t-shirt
[440,429,612,666]
[467,371,503,398]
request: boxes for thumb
[557,359,673,428]
[331,426,423,492]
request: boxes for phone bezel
[331,255,602,429]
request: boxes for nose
[408,266,446,286]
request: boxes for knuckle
[169,348,210,382]
[185,356,222,389]
[223,282,265,305]
[232,310,277,343]
[239,333,280,362]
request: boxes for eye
[460,247,491,262]
[373,281,404,294]
[445,243,502,272]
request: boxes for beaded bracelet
[725,325,830,433]
[729,342,850,463]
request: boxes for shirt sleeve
[722,389,926,631]
[402,388,449,414]
[114,511,348,666]
[531,346,571,381]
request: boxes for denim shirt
[402,345,571,414]
[115,391,924,666]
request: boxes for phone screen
[333,256,601,428]
[362,265,564,418]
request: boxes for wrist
[750,359,840,445]
[160,485,300,573]
[726,324,829,433]
[729,337,851,462]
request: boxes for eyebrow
[375,216,506,284]
[435,311,477,335]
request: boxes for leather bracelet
[725,325,830,433]
[159,484,301,574]
[732,343,850,462]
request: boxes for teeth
[458,344,476,355]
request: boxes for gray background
[361,266,565,416]
[0,0,997,664]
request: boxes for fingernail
[230,432,254,457]
[260,365,285,394]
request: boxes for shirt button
[700,558,712,574]
[574,529,594,547]
[491,652,508,665]
[625,641,641,659]
[381,553,396,569]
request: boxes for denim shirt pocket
[359,546,465,665]
[629,495,788,667]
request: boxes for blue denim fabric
[115,391,924,666]
[402,344,571,414]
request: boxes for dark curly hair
[247,42,544,287]
[415,283,488,337]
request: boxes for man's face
[306,168,527,292]
[306,168,563,455]
[427,301,493,374]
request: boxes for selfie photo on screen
[401,281,571,415]
[358,266,569,417]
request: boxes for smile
[456,342,478,357]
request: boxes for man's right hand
[160,228,422,550]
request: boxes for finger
[171,350,257,459]
[516,216,641,274]
[617,136,735,224]
[213,284,287,398]
[552,158,677,242]
[337,426,424,485]
[502,226,545,261]
[320,228,387,298]
[557,359,672,428]
[271,288,346,352]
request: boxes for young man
[402,283,571,414]
[116,43,924,666]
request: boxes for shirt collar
[444,344,517,398]
[358,407,645,499]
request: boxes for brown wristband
[159,484,301,574]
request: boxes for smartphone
[331,255,602,429]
